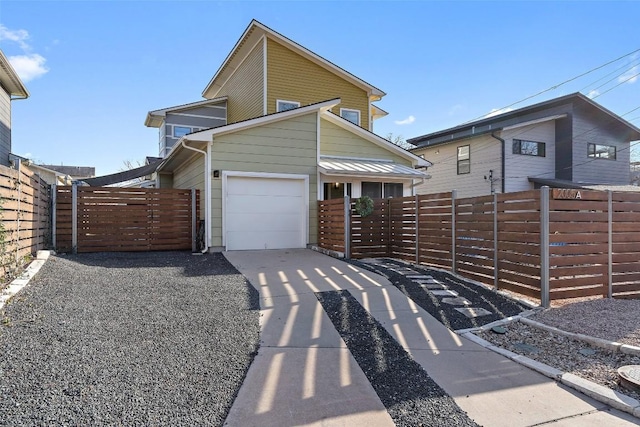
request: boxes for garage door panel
[225,176,307,250]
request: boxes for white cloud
[619,65,639,84]
[484,107,514,118]
[394,115,415,125]
[7,54,49,82]
[587,89,600,99]
[0,25,49,82]
[448,104,464,116]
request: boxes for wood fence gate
[53,186,199,253]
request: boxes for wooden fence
[55,186,198,253]
[0,163,51,280]
[318,187,640,305]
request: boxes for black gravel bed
[0,252,260,426]
[349,258,529,331]
[316,290,478,427]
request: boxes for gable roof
[201,20,385,102]
[145,96,227,127]
[0,50,29,99]
[408,93,640,149]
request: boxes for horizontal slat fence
[55,186,197,253]
[0,164,51,280]
[324,187,640,305]
[317,198,346,254]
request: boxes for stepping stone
[441,297,472,306]
[513,342,540,354]
[431,290,459,297]
[455,307,492,318]
[491,326,507,334]
[405,275,432,279]
[579,348,596,356]
[418,283,448,290]
[415,278,439,284]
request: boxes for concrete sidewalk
[223,249,637,426]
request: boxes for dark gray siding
[555,116,573,181]
[0,88,10,166]
[165,113,226,129]
[572,105,630,184]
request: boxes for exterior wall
[266,38,370,130]
[413,134,501,198]
[216,40,264,124]
[172,154,205,219]
[320,119,410,165]
[0,89,11,166]
[210,113,318,247]
[160,103,227,157]
[572,106,630,184]
[503,121,556,192]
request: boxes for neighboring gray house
[409,93,640,198]
[145,97,227,157]
[40,164,95,181]
[0,50,29,167]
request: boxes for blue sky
[1,1,639,176]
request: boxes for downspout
[491,131,506,193]
[181,139,211,253]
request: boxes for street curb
[459,329,640,419]
[0,250,54,311]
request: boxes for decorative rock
[455,307,492,318]
[491,326,507,334]
[431,290,459,297]
[513,342,540,354]
[578,348,596,357]
[442,297,472,306]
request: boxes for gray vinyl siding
[210,112,318,247]
[572,107,630,184]
[503,121,556,192]
[555,117,573,181]
[160,102,227,158]
[173,154,205,219]
[413,134,501,198]
[166,113,226,129]
[0,89,10,166]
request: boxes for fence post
[51,184,57,250]
[608,190,613,298]
[344,195,350,258]
[540,186,550,308]
[493,192,499,290]
[415,194,420,264]
[451,190,457,273]
[72,183,78,255]
[191,189,197,253]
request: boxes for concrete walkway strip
[0,250,52,310]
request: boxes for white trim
[221,171,310,249]
[502,114,567,131]
[276,99,301,112]
[317,111,322,201]
[146,96,228,127]
[340,108,361,126]
[368,100,372,132]
[263,36,268,115]
[170,112,227,120]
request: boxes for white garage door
[225,175,307,250]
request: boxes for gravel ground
[0,252,260,426]
[317,289,478,427]
[350,259,529,330]
[477,321,640,402]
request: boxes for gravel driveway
[0,252,260,426]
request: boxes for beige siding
[320,119,410,165]
[173,154,205,219]
[267,38,370,130]
[158,173,174,189]
[217,40,264,124]
[414,135,501,198]
[503,122,556,192]
[210,113,318,246]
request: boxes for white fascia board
[321,112,432,167]
[319,168,430,180]
[186,98,341,141]
[502,114,567,131]
[145,96,228,127]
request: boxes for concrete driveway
[223,249,639,427]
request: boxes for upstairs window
[457,145,470,175]
[588,143,616,160]
[276,100,300,112]
[340,108,361,125]
[513,139,546,157]
[173,126,191,138]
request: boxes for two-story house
[409,93,640,198]
[0,50,29,167]
[151,20,430,252]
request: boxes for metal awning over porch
[318,156,430,179]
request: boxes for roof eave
[0,50,29,98]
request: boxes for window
[513,139,546,157]
[457,145,470,174]
[340,108,361,125]
[588,143,616,160]
[361,182,404,198]
[323,183,352,200]
[173,126,191,138]
[276,100,300,112]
